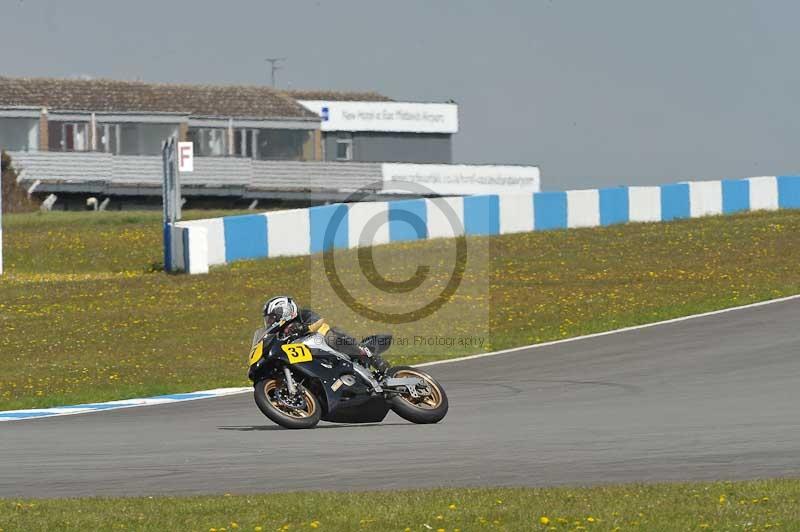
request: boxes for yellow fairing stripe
[308,318,330,335]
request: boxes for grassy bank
[2,479,799,531]
[1,209,799,410]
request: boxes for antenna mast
[265,57,286,88]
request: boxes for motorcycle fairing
[249,332,391,424]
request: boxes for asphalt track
[2,298,799,498]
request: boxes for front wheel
[387,366,448,424]
[254,378,321,429]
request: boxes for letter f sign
[178,142,194,173]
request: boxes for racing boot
[359,345,390,374]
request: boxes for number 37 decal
[281,343,313,364]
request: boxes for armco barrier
[170,175,800,274]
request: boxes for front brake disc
[275,388,307,410]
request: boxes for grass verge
[1,209,799,410]
[2,479,799,531]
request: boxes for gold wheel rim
[393,369,443,410]
[264,379,316,419]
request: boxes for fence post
[162,138,176,272]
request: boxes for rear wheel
[254,378,321,429]
[387,366,448,424]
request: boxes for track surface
[3,299,800,498]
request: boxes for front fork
[282,366,297,395]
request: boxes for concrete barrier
[170,223,209,274]
[748,176,778,211]
[171,175,800,273]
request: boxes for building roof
[0,76,318,120]
[286,89,393,102]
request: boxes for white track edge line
[416,293,800,368]
[0,388,252,422]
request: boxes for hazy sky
[5,0,799,190]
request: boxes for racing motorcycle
[247,328,448,429]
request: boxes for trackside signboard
[382,163,541,195]
[298,100,459,134]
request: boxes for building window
[187,127,313,160]
[187,128,227,157]
[336,133,353,161]
[255,129,312,161]
[48,121,89,151]
[0,117,39,151]
[96,124,120,153]
[234,128,257,158]
[93,123,177,155]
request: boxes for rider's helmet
[262,296,299,335]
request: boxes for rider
[262,295,391,373]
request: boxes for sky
[4,0,799,190]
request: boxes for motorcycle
[247,328,449,429]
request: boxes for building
[291,91,456,164]
[0,76,538,209]
[0,77,322,159]
[0,77,456,163]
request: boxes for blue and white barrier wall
[171,175,800,274]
